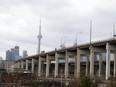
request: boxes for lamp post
[60,36,66,48]
[73,32,81,46]
[90,20,92,45]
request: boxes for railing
[68,74,75,78]
[49,73,54,78]
[37,73,108,82]
[39,73,46,77]
[38,73,75,79]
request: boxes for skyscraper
[6,46,20,61]
[14,46,19,60]
[23,50,28,58]
[6,50,12,60]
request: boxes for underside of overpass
[14,38,116,83]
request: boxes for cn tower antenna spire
[113,23,116,39]
[39,17,41,35]
[37,17,42,54]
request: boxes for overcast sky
[0,0,116,59]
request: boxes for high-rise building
[0,57,3,60]
[23,50,28,58]
[11,48,15,60]
[6,46,20,61]
[6,50,12,60]
[14,46,19,60]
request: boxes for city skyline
[0,0,116,59]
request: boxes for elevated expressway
[14,38,116,82]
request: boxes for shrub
[70,76,101,87]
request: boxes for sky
[0,0,116,59]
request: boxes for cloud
[0,0,116,59]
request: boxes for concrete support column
[17,62,20,68]
[74,56,77,77]
[46,55,50,77]
[38,57,42,76]
[98,53,102,77]
[31,58,35,73]
[114,53,116,77]
[86,56,89,76]
[90,46,94,77]
[106,43,110,80]
[65,50,68,78]
[76,48,80,78]
[26,60,29,70]
[54,52,59,77]
[21,61,24,69]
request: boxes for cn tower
[37,19,42,54]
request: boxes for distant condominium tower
[14,46,19,60]
[6,46,20,61]
[6,50,12,60]
[23,50,28,58]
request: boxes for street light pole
[60,36,66,48]
[90,20,92,45]
[73,32,81,46]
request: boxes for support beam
[54,52,59,77]
[106,43,111,80]
[68,52,76,57]
[114,53,116,77]
[17,62,20,68]
[26,60,29,70]
[31,58,35,73]
[74,57,77,77]
[21,61,24,69]
[76,48,80,78]
[65,50,69,78]
[86,56,89,76]
[98,53,102,77]
[46,55,50,77]
[80,50,89,55]
[38,57,42,76]
[108,45,116,51]
[94,47,105,53]
[90,46,94,77]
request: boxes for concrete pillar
[86,56,89,76]
[106,43,110,80]
[38,57,42,76]
[76,48,80,78]
[31,58,35,73]
[46,55,50,77]
[54,52,59,77]
[90,46,94,77]
[74,56,77,77]
[21,61,24,69]
[65,50,68,78]
[114,53,116,77]
[26,60,29,70]
[98,53,102,77]
[17,62,20,68]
